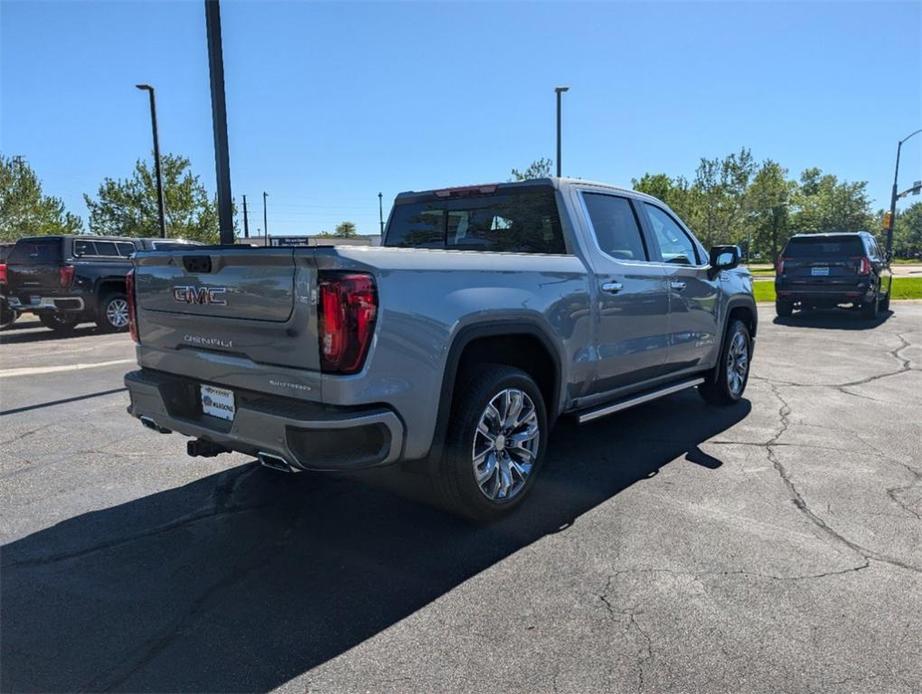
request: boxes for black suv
[2,235,199,333]
[774,232,893,320]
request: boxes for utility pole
[205,0,235,244]
[263,191,269,247]
[886,128,922,260]
[555,86,569,178]
[135,84,167,238]
[242,195,250,238]
[378,192,384,235]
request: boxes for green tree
[791,168,872,233]
[84,154,222,243]
[892,201,922,258]
[745,160,794,261]
[0,154,83,241]
[334,221,357,237]
[511,158,553,181]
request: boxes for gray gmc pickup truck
[124,178,756,519]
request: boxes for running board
[576,378,705,424]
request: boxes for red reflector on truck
[59,264,75,288]
[126,269,139,343]
[318,272,377,374]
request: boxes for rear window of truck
[8,238,62,264]
[783,236,865,258]
[385,189,566,254]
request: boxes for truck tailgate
[133,247,322,372]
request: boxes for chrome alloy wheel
[726,329,749,396]
[106,298,130,329]
[471,388,540,501]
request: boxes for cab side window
[582,193,648,261]
[644,204,700,265]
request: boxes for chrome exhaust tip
[257,451,299,473]
[140,416,171,434]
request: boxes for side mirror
[708,245,740,278]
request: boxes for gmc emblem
[172,285,228,306]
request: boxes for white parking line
[0,359,135,379]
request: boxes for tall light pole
[886,128,922,260]
[555,86,569,178]
[205,0,235,245]
[242,194,250,238]
[378,192,384,235]
[135,84,167,238]
[263,191,269,247]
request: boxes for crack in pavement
[763,380,921,575]
[598,576,654,693]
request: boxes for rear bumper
[775,281,873,303]
[124,369,405,471]
[6,295,85,313]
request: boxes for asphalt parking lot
[1,305,921,693]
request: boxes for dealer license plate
[201,385,235,421]
[811,267,829,277]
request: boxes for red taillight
[126,269,139,343]
[776,257,785,275]
[857,256,871,275]
[59,264,75,288]
[318,272,377,374]
[0,263,6,284]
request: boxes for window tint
[73,240,96,257]
[9,239,62,264]
[644,204,699,265]
[582,193,647,261]
[783,236,864,258]
[117,243,136,257]
[385,190,566,254]
[92,241,119,257]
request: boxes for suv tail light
[318,272,377,374]
[857,256,871,275]
[775,257,785,275]
[59,264,75,288]
[126,269,139,343]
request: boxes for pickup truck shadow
[772,308,893,330]
[1,392,749,692]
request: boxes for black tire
[698,319,752,406]
[433,364,548,522]
[775,299,793,318]
[96,292,130,332]
[39,312,79,334]
[0,302,17,330]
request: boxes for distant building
[242,234,381,247]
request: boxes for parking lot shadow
[0,322,103,344]
[0,392,749,692]
[772,308,893,330]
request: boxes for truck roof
[395,177,653,204]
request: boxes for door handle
[670,280,687,291]
[600,281,623,294]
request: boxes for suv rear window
[783,236,865,258]
[385,189,566,254]
[8,238,63,264]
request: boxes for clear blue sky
[2,1,920,237]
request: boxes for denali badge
[173,285,227,306]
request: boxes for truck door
[639,202,720,375]
[578,191,671,394]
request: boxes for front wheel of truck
[435,365,548,522]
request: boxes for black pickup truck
[2,235,199,333]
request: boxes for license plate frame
[811,266,830,277]
[201,384,236,421]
